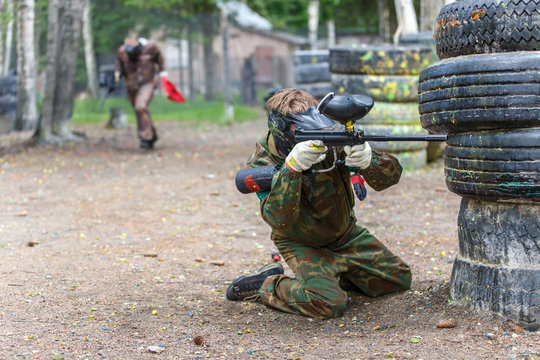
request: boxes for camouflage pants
[260,225,411,319]
[128,82,157,141]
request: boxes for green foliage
[72,96,260,125]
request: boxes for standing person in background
[115,37,166,150]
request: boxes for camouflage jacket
[246,130,402,247]
[115,43,164,92]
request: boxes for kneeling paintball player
[226,88,411,319]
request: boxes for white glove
[285,140,327,172]
[344,142,372,170]
[159,71,168,78]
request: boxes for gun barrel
[295,130,447,146]
[363,134,447,142]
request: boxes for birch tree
[393,0,418,44]
[82,0,98,98]
[2,0,14,75]
[15,0,38,131]
[34,0,86,145]
[420,0,455,31]
[0,0,5,72]
[308,0,319,50]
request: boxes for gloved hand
[285,140,327,172]
[159,71,168,78]
[344,142,372,170]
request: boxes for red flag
[161,77,186,103]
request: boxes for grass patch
[72,96,261,125]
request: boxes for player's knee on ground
[313,295,347,319]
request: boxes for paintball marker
[235,92,447,193]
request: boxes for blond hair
[266,88,318,115]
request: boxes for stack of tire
[293,50,333,101]
[330,44,437,170]
[0,74,17,133]
[419,0,540,331]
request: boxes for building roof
[218,1,273,31]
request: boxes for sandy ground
[0,120,538,360]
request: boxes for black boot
[140,139,154,150]
[226,263,283,301]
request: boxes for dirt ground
[0,119,538,360]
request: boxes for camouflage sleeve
[260,167,303,230]
[245,135,303,229]
[358,151,402,191]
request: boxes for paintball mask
[268,105,338,157]
[124,38,147,61]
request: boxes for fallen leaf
[210,260,225,266]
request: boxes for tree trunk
[54,0,84,139]
[3,0,14,76]
[378,0,391,43]
[36,0,60,142]
[82,0,98,98]
[420,0,445,31]
[201,13,215,101]
[327,20,335,48]
[221,9,233,123]
[0,0,5,73]
[393,0,418,44]
[34,0,85,145]
[308,0,319,50]
[15,0,38,131]
[188,21,196,102]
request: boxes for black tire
[434,0,540,59]
[457,199,540,268]
[330,45,435,76]
[357,124,428,153]
[451,256,540,331]
[419,52,540,133]
[332,74,419,102]
[293,50,329,66]
[297,82,334,101]
[361,102,420,126]
[294,62,332,84]
[445,129,540,201]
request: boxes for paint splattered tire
[445,129,540,201]
[329,45,435,76]
[418,52,540,133]
[393,149,427,171]
[332,74,419,102]
[451,198,540,331]
[357,124,428,153]
[293,50,329,66]
[434,0,540,60]
[294,62,332,84]
[297,82,333,101]
[360,102,420,125]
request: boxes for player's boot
[226,263,283,301]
